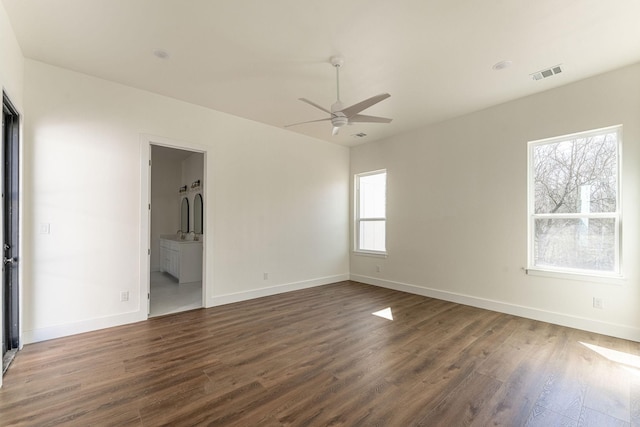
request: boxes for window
[528,126,621,276]
[355,170,386,254]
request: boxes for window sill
[353,250,388,258]
[525,268,625,285]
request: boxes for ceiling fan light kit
[285,56,392,136]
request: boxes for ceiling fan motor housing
[331,114,348,128]
[331,101,347,127]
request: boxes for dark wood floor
[1,281,639,426]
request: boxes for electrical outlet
[376,265,381,273]
[263,272,268,280]
[120,291,129,302]
[593,297,603,309]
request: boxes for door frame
[139,134,209,317]
[2,91,22,384]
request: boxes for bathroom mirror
[194,193,203,234]
[180,197,189,232]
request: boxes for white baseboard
[26,272,636,344]
[350,274,640,342]
[209,274,350,307]
[23,311,147,344]
[22,274,350,344]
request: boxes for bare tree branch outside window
[530,128,620,273]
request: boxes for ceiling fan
[286,56,392,136]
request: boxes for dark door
[2,92,19,373]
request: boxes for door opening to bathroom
[148,145,205,317]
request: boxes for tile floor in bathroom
[149,271,202,317]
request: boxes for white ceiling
[4,0,640,146]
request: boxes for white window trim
[353,250,388,259]
[527,125,623,280]
[525,267,625,285]
[354,169,387,256]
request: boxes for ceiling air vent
[531,64,563,81]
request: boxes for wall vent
[531,64,563,81]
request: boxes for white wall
[22,59,349,343]
[351,63,640,341]
[0,2,22,105]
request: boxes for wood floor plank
[525,404,579,427]
[529,330,590,422]
[1,281,639,426]
[477,318,558,382]
[419,371,503,426]
[472,322,565,426]
[582,333,633,423]
[578,407,630,427]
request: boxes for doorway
[148,144,205,317]
[2,92,20,376]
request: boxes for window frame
[354,169,387,256]
[527,125,622,279]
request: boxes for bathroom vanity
[159,237,203,284]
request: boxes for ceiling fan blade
[349,114,392,124]
[341,93,390,118]
[299,98,332,115]
[332,126,340,136]
[285,117,331,128]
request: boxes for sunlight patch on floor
[580,341,640,375]
[372,307,393,320]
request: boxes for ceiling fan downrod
[330,62,347,134]
[331,56,344,103]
